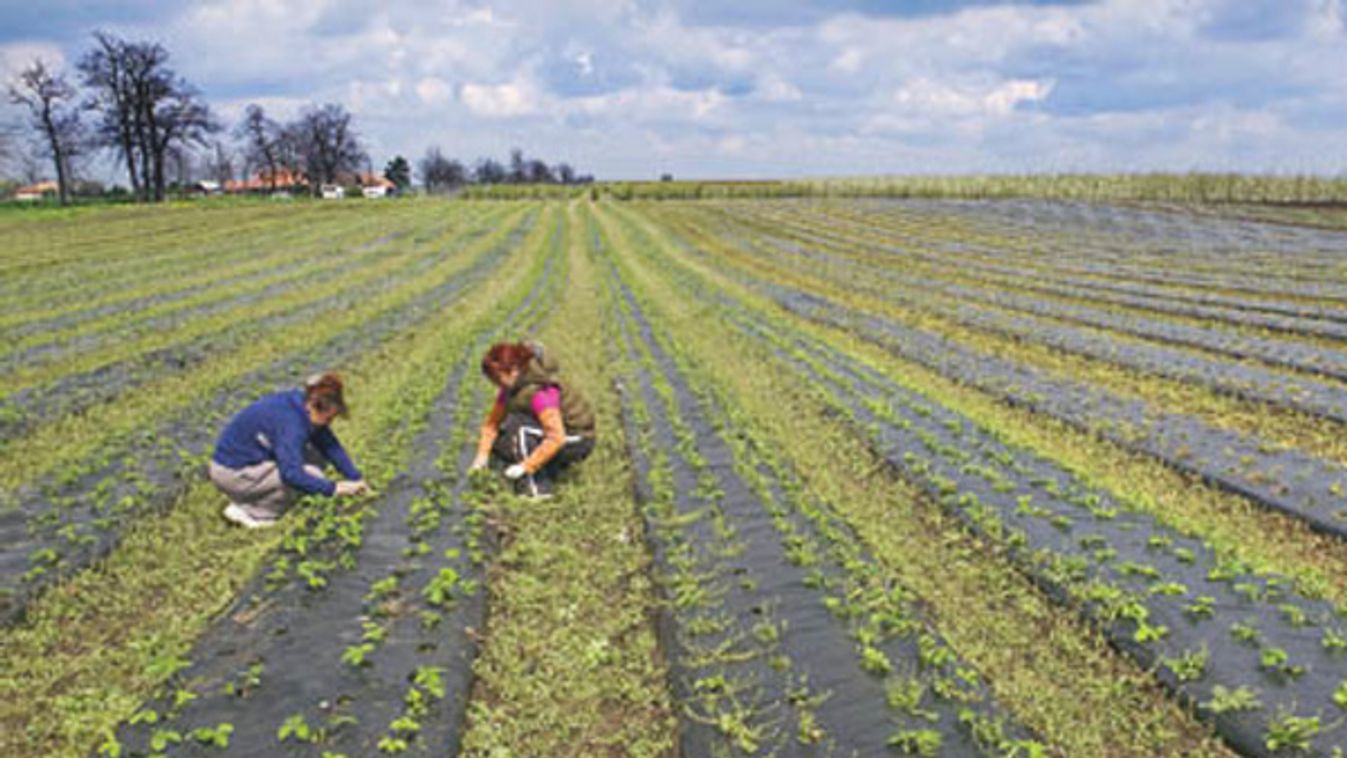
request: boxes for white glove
[468,454,489,472]
[504,464,527,480]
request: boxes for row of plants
[458,203,678,756]
[2,201,442,361]
[0,203,562,758]
[736,306,1347,756]
[733,199,1347,339]
[3,206,498,403]
[0,210,481,439]
[1,204,532,491]
[598,214,1046,756]
[0,207,539,626]
[828,198,1347,293]
[751,199,1347,320]
[105,209,563,757]
[605,202,1347,756]
[0,202,354,320]
[646,205,1347,542]
[0,200,298,276]
[601,201,1238,755]
[697,202,1347,469]
[700,212,1347,430]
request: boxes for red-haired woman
[208,372,370,528]
[469,341,595,497]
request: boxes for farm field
[3,197,1347,757]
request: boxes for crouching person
[469,341,596,498]
[209,372,369,528]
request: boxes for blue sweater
[212,389,361,497]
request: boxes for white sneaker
[223,503,277,529]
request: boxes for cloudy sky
[1,0,1345,180]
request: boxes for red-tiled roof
[15,180,59,194]
[224,168,308,192]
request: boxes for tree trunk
[39,105,70,206]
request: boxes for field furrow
[105,217,561,758]
[604,231,1045,755]
[0,209,538,625]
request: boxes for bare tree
[79,32,141,198]
[235,103,281,189]
[79,32,218,202]
[525,158,554,184]
[288,103,365,195]
[203,139,234,185]
[419,146,465,193]
[0,122,12,166]
[556,162,576,185]
[475,157,506,184]
[508,147,526,183]
[166,144,193,188]
[9,59,83,205]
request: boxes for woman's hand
[335,479,370,496]
[504,464,527,480]
[469,453,490,472]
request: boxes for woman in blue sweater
[209,372,369,528]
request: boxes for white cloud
[0,41,68,79]
[461,78,539,117]
[4,0,1346,179]
[891,77,1052,117]
[758,74,803,102]
[415,76,454,105]
[984,79,1054,114]
[829,47,863,74]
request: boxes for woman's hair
[481,342,535,383]
[304,372,348,417]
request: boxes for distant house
[14,180,59,201]
[321,184,345,200]
[359,173,397,199]
[225,168,307,194]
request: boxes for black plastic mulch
[0,214,536,627]
[103,218,562,758]
[603,235,1042,756]
[713,289,1347,757]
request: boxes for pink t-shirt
[497,386,561,417]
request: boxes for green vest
[504,352,596,438]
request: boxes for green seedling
[190,723,234,748]
[797,709,825,744]
[889,728,943,756]
[859,645,891,674]
[278,713,318,743]
[1264,711,1320,752]
[1279,604,1310,628]
[1162,647,1208,683]
[149,729,183,751]
[422,567,461,607]
[413,666,448,699]
[1204,685,1261,714]
[342,642,376,667]
[1150,581,1187,597]
[389,715,421,733]
[1185,596,1216,620]
[1231,620,1261,646]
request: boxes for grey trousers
[208,445,327,517]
